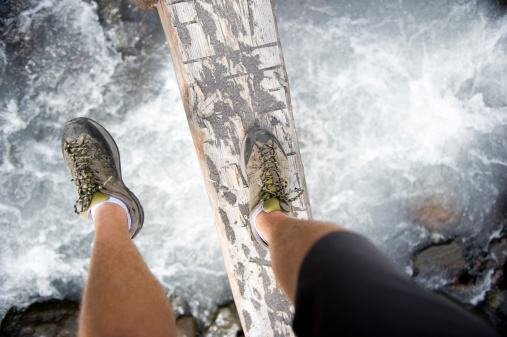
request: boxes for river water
[1,0,506,327]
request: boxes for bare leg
[256,211,500,337]
[78,203,176,337]
[255,211,346,303]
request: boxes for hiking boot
[241,128,303,247]
[61,117,144,238]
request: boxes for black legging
[293,231,499,337]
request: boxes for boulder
[412,194,459,231]
[203,302,243,337]
[176,315,198,337]
[0,299,79,337]
[169,293,190,318]
[489,236,507,268]
[413,240,464,275]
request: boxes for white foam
[278,0,507,298]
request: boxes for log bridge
[130,1,311,336]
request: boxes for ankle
[255,210,287,244]
[93,203,130,235]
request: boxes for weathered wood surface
[136,1,312,336]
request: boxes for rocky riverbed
[409,195,507,334]
[1,220,505,336]
[0,297,244,337]
[1,192,506,336]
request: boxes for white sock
[250,203,269,246]
[87,196,132,232]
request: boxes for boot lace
[64,134,111,214]
[258,141,303,203]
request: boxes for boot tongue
[80,191,109,219]
[263,198,292,214]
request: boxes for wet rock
[203,302,243,337]
[413,240,464,275]
[412,194,459,231]
[498,0,507,7]
[169,293,200,337]
[93,0,163,50]
[481,264,507,336]
[89,0,167,118]
[485,288,505,310]
[0,299,79,337]
[128,0,158,11]
[452,271,477,290]
[176,315,198,337]
[169,293,190,318]
[489,237,507,268]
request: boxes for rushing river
[1,0,506,327]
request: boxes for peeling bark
[155,1,311,336]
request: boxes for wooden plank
[133,1,312,336]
